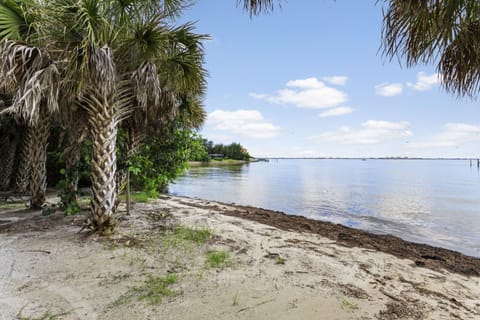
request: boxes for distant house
[209,154,225,159]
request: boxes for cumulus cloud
[250,77,348,109]
[315,120,412,144]
[318,106,354,118]
[412,123,480,148]
[207,109,281,139]
[407,72,440,91]
[375,83,403,97]
[322,76,348,86]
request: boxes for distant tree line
[189,139,251,161]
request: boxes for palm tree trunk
[0,133,17,191]
[30,107,51,208]
[62,115,87,208]
[86,95,119,234]
[114,126,144,212]
[14,126,32,193]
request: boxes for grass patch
[165,225,214,247]
[0,201,26,211]
[131,192,151,203]
[205,251,230,269]
[133,274,178,304]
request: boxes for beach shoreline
[0,195,479,319]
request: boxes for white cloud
[207,109,281,139]
[412,123,480,148]
[322,76,348,86]
[375,83,403,97]
[315,120,412,145]
[250,77,348,109]
[318,106,354,118]
[407,72,440,91]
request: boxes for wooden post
[126,169,131,215]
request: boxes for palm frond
[238,0,280,16]
[12,63,59,125]
[0,40,42,96]
[131,62,161,111]
[177,94,206,129]
[380,0,480,97]
[0,0,29,40]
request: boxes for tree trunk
[62,114,87,208]
[29,107,51,209]
[14,127,32,193]
[86,95,119,235]
[114,126,144,212]
[0,132,17,191]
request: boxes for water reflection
[170,159,480,257]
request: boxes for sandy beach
[0,195,479,319]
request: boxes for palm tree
[42,0,207,233]
[381,0,480,97]
[0,1,60,207]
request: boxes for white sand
[0,196,479,319]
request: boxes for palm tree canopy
[381,0,480,97]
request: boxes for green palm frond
[440,20,480,96]
[381,0,480,97]
[0,0,31,40]
[161,23,208,95]
[238,0,280,16]
[116,13,169,68]
[177,94,206,129]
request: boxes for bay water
[169,159,480,257]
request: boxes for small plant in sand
[341,297,359,311]
[16,308,71,320]
[133,274,179,304]
[275,257,286,265]
[205,250,231,269]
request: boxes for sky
[181,1,480,158]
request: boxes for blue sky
[182,1,480,158]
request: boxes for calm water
[169,159,480,257]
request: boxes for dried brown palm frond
[0,40,42,96]
[7,63,59,125]
[0,40,60,125]
[131,62,161,112]
[156,88,179,126]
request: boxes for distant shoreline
[189,158,267,166]
[250,157,477,160]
